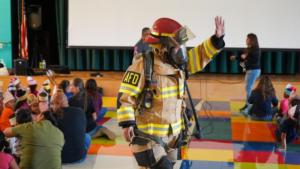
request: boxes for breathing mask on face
[160,26,195,69]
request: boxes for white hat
[3,91,15,105]
[43,79,50,86]
[43,79,51,90]
[27,76,37,86]
[12,77,20,86]
[38,91,48,102]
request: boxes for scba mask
[169,44,188,69]
[163,26,195,69]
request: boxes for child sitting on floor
[275,84,296,123]
[276,96,300,151]
[242,76,278,121]
[8,109,33,163]
[0,131,19,169]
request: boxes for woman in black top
[231,33,261,111]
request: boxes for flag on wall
[20,0,28,60]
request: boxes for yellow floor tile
[104,111,117,118]
[230,101,245,112]
[183,148,233,162]
[103,97,117,108]
[234,162,298,169]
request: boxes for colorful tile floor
[63,97,300,169]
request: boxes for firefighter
[117,16,225,169]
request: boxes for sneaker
[240,109,249,118]
[239,104,247,111]
[92,127,116,140]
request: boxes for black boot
[150,156,173,169]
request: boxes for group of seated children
[240,75,299,150]
[0,77,116,169]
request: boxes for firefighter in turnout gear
[117,16,225,169]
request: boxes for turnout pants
[131,133,179,169]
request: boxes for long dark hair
[43,111,58,127]
[72,78,88,112]
[85,79,98,98]
[254,76,276,101]
[0,131,11,153]
[58,80,70,94]
[247,33,259,49]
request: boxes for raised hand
[215,16,225,38]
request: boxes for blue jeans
[88,125,104,138]
[64,134,91,164]
[245,69,261,101]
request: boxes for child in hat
[27,77,38,96]
[38,91,49,113]
[276,96,300,151]
[42,79,51,101]
[0,91,15,131]
[15,89,29,111]
[275,84,297,123]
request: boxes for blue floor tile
[284,151,300,165]
[233,142,276,152]
[180,160,234,169]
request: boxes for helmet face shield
[175,26,196,45]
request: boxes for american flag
[20,0,28,60]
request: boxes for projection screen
[68,0,300,48]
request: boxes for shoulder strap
[143,51,154,87]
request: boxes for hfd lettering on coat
[123,71,141,86]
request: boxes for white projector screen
[68,0,300,48]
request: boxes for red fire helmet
[145,18,182,44]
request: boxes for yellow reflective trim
[203,39,219,59]
[119,83,141,96]
[188,49,195,73]
[161,33,176,37]
[117,114,135,121]
[138,123,169,129]
[120,83,141,92]
[161,93,177,99]
[203,40,214,58]
[151,31,159,36]
[137,120,183,136]
[119,89,135,96]
[194,46,201,71]
[162,86,178,92]
[179,86,184,96]
[140,129,169,136]
[151,31,176,37]
[117,106,135,121]
[117,106,134,113]
[161,85,184,92]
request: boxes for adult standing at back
[231,33,261,111]
[132,27,151,63]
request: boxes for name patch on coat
[123,71,141,86]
